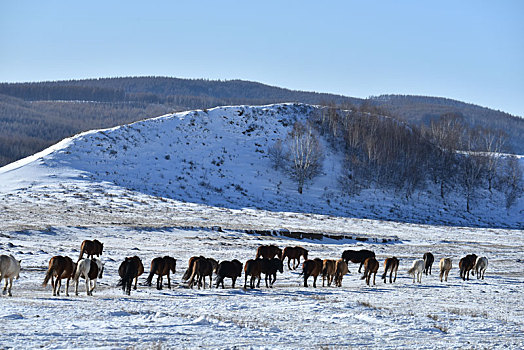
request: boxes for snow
[0,103,523,348]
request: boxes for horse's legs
[256,275,261,288]
[287,258,292,270]
[65,278,70,296]
[313,275,317,288]
[322,275,326,287]
[304,274,308,288]
[232,277,236,288]
[133,276,138,290]
[90,279,97,295]
[244,274,248,289]
[373,272,376,286]
[167,273,171,289]
[358,262,364,274]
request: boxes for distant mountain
[0,77,522,166]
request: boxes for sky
[1,1,523,116]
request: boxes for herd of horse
[0,240,489,297]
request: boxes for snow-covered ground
[1,224,522,349]
[0,103,523,348]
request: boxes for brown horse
[381,257,399,283]
[146,256,177,290]
[244,259,262,289]
[42,256,75,296]
[302,258,323,287]
[244,259,261,289]
[188,257,218,289]
[118,256,142,295]
[423,252,435,275]
[78,239,104,261]
[282,246,308,270]
[459,254,477,281]
[215,260,243,288]
[360,257,379,286]
[256,245,282,260]
[341,249,375,273]
[439,258,452,282]
[322,259,337,287]
[334,259,348,287]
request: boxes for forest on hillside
[0,77,522,166]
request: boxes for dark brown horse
[423,252,435,275]
[244,259,262,289]
[341,249,375,273]
[322,259,336,287]
[188,257,218,289]
[256,245,282,260]
[302,258,323,287]
[118,256,142,295]
[361,257,379,286]
[42,256,75,296]
[261,258,284,288]
[282,246,308,270]
[381,257,399,283]
[459,254,477,281]
[146,256,177,290]
[215,259,243,288]
[78,239,104,261]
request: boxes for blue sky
[1,1,523,116]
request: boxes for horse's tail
[381,271,387,280]
[182,259,196,281]
[78,242,85,262]
[42,263,55,287]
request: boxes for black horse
[215,259,243,288]
[341,249,375,273]
[423,252,435,275]
[117,256,141,295]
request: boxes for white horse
[74,258,104,296]
[439,258,452,282]
[475,257,488,280]
[0,255,21,296]
[408,259,424,283]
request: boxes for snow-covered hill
[0,103,522,229]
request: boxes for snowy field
[1,222,523,349]
[0,103,523,348]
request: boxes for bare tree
[499,156,523,209]
[477,127,508,192]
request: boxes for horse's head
[277,259,283,273]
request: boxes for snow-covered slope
[0,103,522,229]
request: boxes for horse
[282,246,308,270]
[42,255,74,296]
[117,256,143,295]
[381,257,399,283]
[408,259,425,283]
[146,256,177,290]
[215,259,243,288]
[459,254,477,281]
[182,256,200,283]
[334,259,348,287]
[188,257,218,289]
[360,257,379,286]
[475,256,488,280]
[78,239,104,261]
[341,249,375,273]
[302,258,323,287]
[256,245,282,260]
[0,255,21,297]
[439,258,452,282]
[73,258,104,296]
[260,258,283,288]
[321,259,336,287]
[423,252,435,275]
[244,259,262,289]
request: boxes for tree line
[269,104,522,211]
